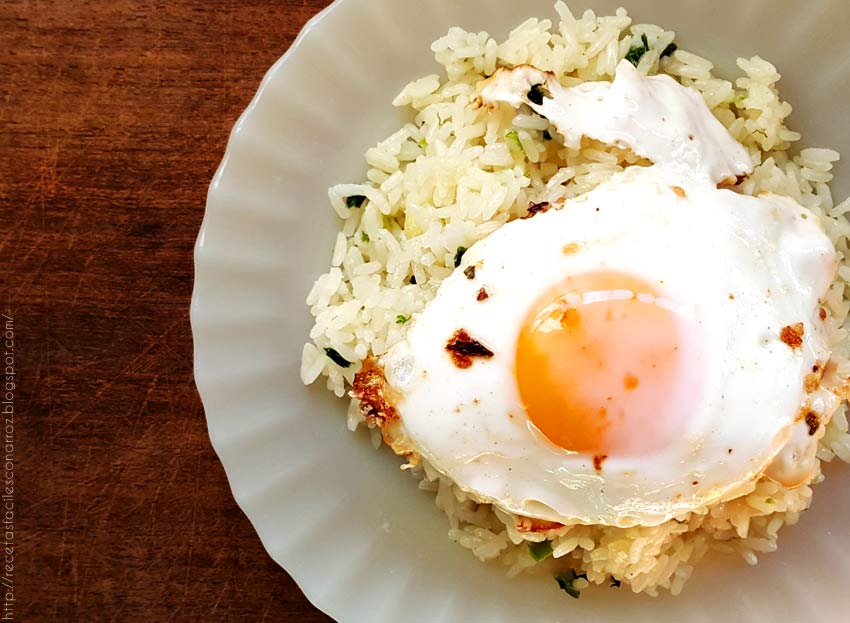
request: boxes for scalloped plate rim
[191,1,350,619]
[191,1,850,621]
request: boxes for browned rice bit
[523,200,551,219]
[780,323,804,348]
[352,358,398,426]
[516,516,565,533]
[804,411,821,436]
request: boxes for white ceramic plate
[192,1,850,620]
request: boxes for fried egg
[370,61,840,528]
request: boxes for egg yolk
[515,272,696,457]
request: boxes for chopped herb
[361,231,370,242]
[660,42,678,58]
[765,497,776,505]
[463,265,476,280]
[527,83,550,106]
[505,129,525,157]
[453,246,467,268]
[625,33,650,67]
[528,540,553,562]
[542,129,552,141]
[324,347,351,368]
[346,195,367,209]
[554,569,588,599]
[396,315,410,325]
[418,137,427,148]
[610,578,622,588]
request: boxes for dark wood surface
[4,1,335,620]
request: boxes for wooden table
[6,1,335,620]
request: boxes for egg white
[382,167,836,527]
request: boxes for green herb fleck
[542,129,552,141]
[418,137,427,148]
[528,541,553,562]
[660,42,677,58]
[324,347,352,368]
[765,497,775,504]
[625,33,650,67]
[453,246,467,268]
[610,578,622,588]
[396,315,410,325]
[528,83,550,106]
[505,130,525,157]
[554,569,588,599]
[346,195,367,209]
[361,231,370,242]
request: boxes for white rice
[301,2,850,596]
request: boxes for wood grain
[2,1,335,620]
